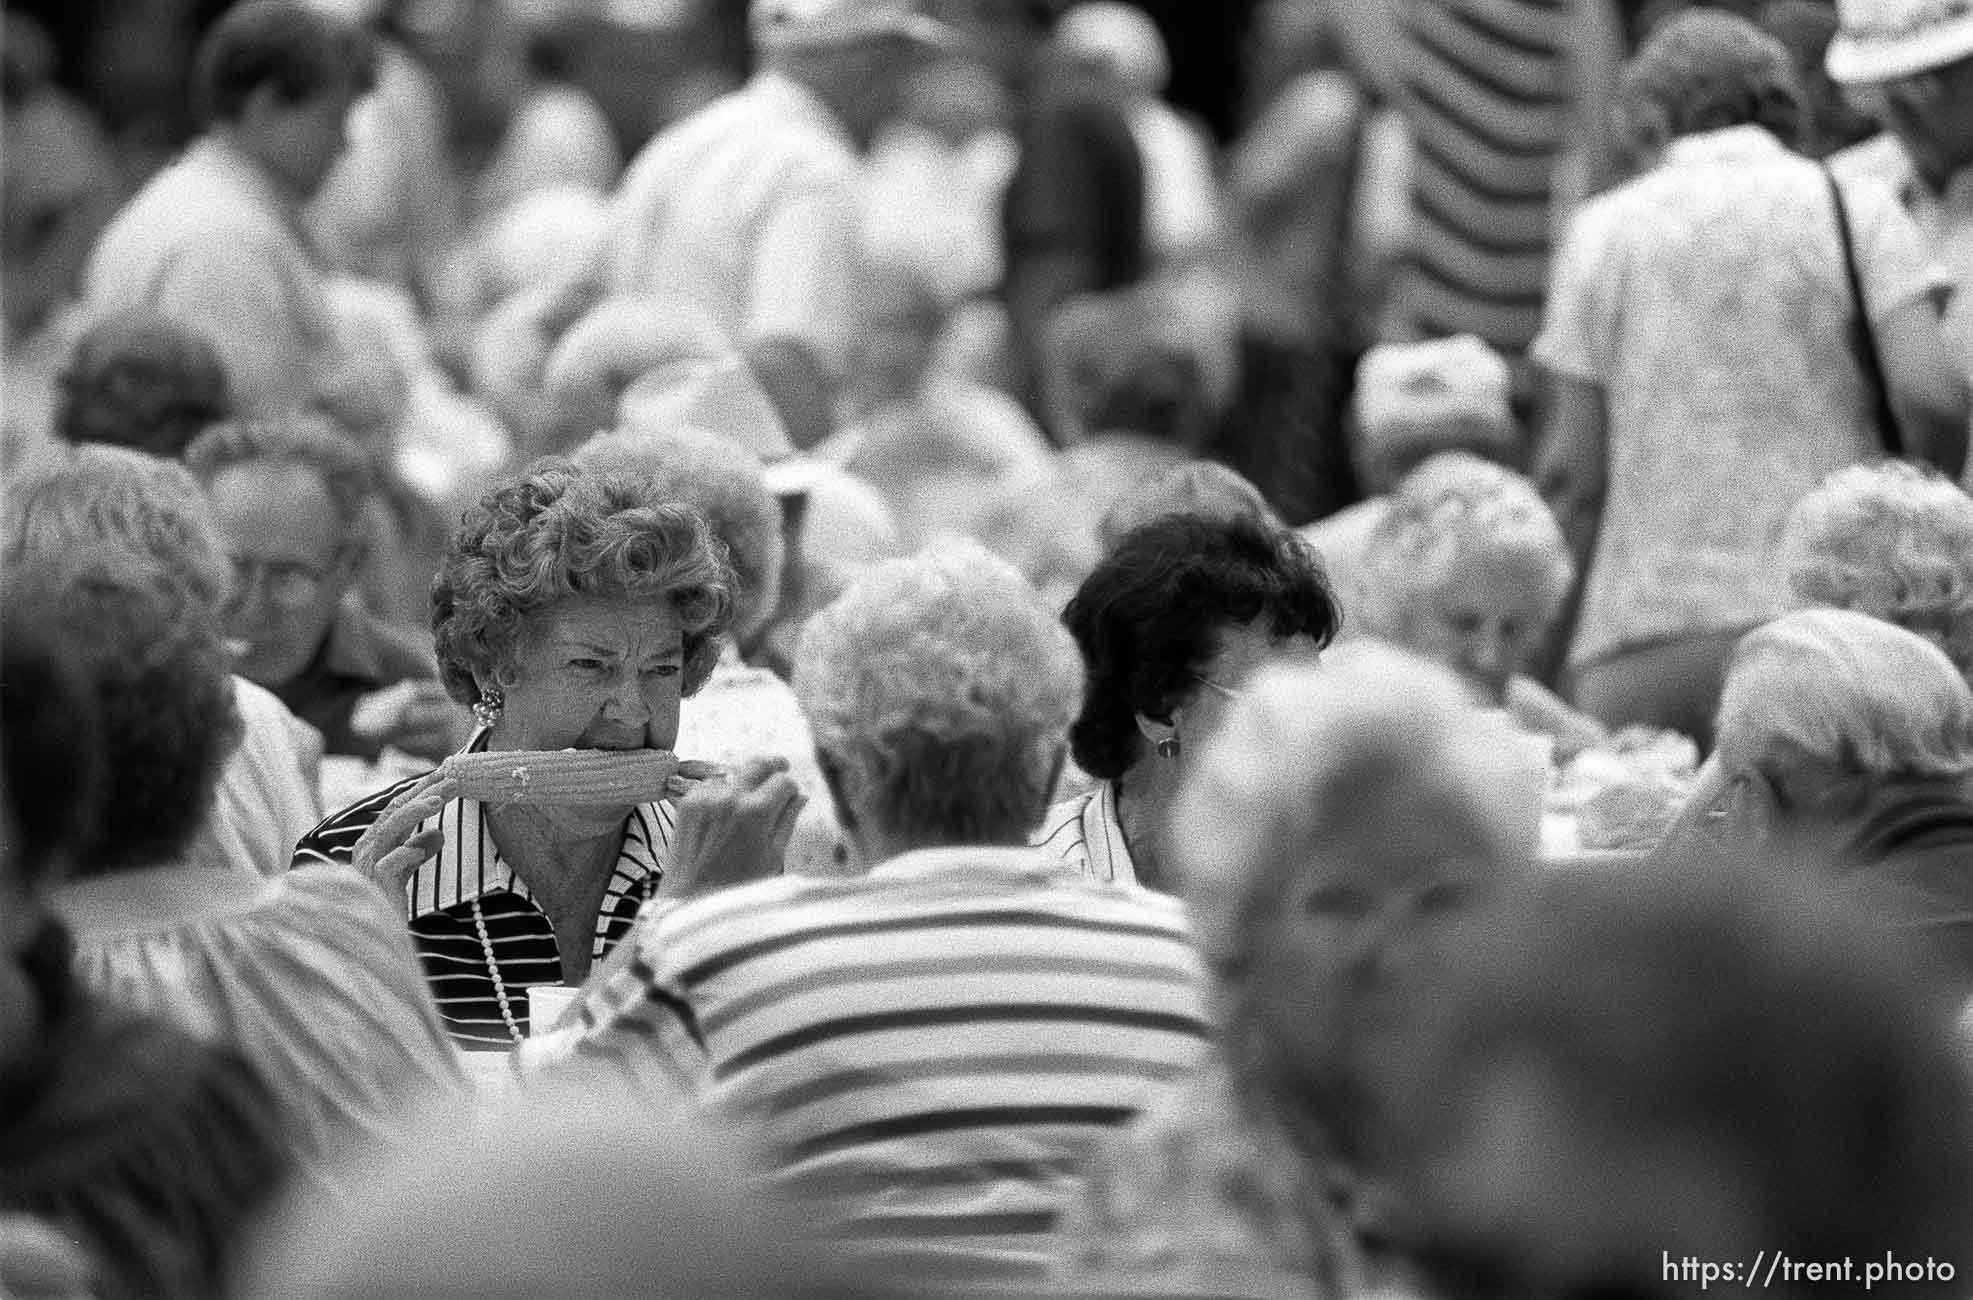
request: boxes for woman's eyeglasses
[1190,675,1247,703]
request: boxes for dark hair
[1063,512,1339,780]
[1397,854,1973,1295]
[5,553,242,878]
[1619,9,1805,151]
[55,311,232,458]
[0,620,104,889]
[194,0,377,126]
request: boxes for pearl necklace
[468,876,662,1046]
[470,898,525,1045]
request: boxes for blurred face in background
[1395,546,1557,708]
[1241,774,1505,1156]
[1849,55,1973,188]
[238,80,364,200]
[208,460,357,689]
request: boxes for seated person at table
[296,460,802,1049]
[11,549,461,1195]
[0,616,292,1300]
[1356,452,1607,757]
[1038,512,1337,889]
[1393,855,1973,1299]
[1052,644,1541,1296]
[3,443,323,877]
[529,543,1212,1287]
[1669,608,1973,995]
[184,417,464,762]
[1777,460,1973,681]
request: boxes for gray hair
[2,443,229,608]
[1171,641,1541,979]
[1778,462,1973,676]
[794,540,1085,847]
[1716,608,1973,784]
[1359,452,1572,641]
[573,425,785,642]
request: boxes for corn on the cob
[442,748,694,805]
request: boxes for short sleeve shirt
[1533,126,1943,665]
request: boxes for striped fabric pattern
[292,745,670,1050]
[532,846,1211,1284]
[1395,0,1573,352]
[1031,782,1138,886]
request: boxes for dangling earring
[472,687,504,730]
[1156,736,1181,759]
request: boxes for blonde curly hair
[1778,462,1973,676]
[1358,452,1572,641]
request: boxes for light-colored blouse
[54,858,465,1196]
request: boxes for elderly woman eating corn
[295,459,803,1048]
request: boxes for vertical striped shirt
[1032,782,1138,887]
[292,736,671,1051]
[529,845,1211,1285]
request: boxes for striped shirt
[1391,0,1573,353]
[292,734,671,1051]
[1032,782,1138,887]
[529,845,1211,1285]
[604,71,865,386]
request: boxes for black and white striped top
[529,845,1211,1284]
[293,747,670,1051]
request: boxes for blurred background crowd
[7,0,1973,1295]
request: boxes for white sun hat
[1826,0,1973,84]
[749,0,957,52]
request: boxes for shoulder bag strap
[1822,162,1906,458]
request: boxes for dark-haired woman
[1035,512,1339,890]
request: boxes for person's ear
[1134,710,1178,751]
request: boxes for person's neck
[1113,758,1180,890]
[484,804,627,980]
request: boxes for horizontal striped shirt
[1033,782,1138,887]
[529,846,1210,1284]
[292,734,671,1050]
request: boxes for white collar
[404,730,671,918]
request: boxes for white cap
[1054,1,1169,96]
[749,0,956,52]
[1826,0,1973,84]
[1354,335,1515,458]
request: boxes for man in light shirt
[601,0,955,450]
[1827,0,1973,391]
[80,0,395,436]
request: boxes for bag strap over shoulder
[1822,162,1906,458]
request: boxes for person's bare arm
[1536,374,1609,586]
[1876,297,1970,479]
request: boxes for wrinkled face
[245,81,362,199]
[210,461,354,690]
[487,596,688,827]
[1245,782,1500,1099]
[1397,546,1557,707]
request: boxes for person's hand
[350,768,459,898]
[662,756,805,902]
[0,1213,97,1299]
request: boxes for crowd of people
[5,0,1973,1295]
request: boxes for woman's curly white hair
[1778,462,1973,675]
[794,541,1085,846]
[1359,452,1573,639]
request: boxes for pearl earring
[472,687,504,730]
